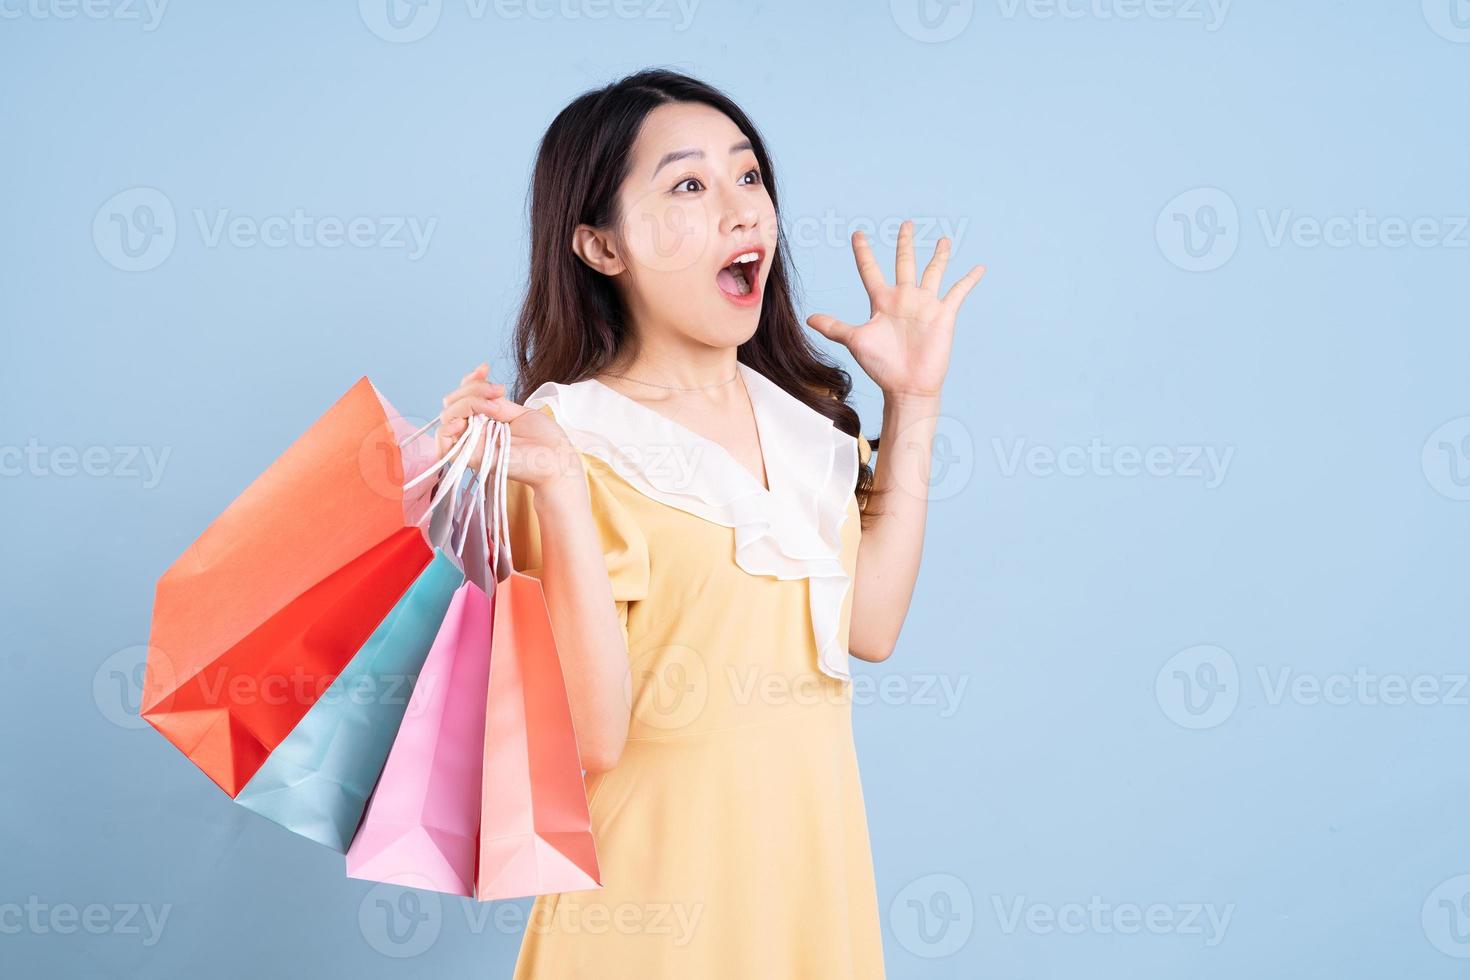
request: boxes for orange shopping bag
[142,378,438,796]
[475,419,602,900]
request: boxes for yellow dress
[505,363,885,980]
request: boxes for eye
[739,168,762,186]
[672,177,704,194]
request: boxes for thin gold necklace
[600,367,740,391]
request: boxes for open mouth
[715,248,763,300]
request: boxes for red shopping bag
[142,378,438,796]
[475,419,601,900]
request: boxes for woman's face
[601,101,779,347]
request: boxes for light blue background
[2,2,1467,977]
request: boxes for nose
[717,191,760,237]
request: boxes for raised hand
[805,219,984,399]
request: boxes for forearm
[530,468,633,772]
[848,391,941,661]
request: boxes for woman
[433,69,983,979]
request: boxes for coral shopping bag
[475,418,601,901]
[346,415,503,897]
[142,378,439,797]
[231,420,488,850]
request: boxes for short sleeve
[501,404,652,648]
[858,434,873,467]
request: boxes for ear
[571,224,626,277]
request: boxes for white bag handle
[396,409,514,579]
[456,417,500,560]
[404,412,482,532]
[404,414,497,572]
[488,416,513,579]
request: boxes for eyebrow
[650,139,754,180]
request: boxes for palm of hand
[807,220,985,399]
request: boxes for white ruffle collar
[524,361,860,682]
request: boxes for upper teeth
[732,252,758,264]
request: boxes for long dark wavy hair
[507,68,882,523]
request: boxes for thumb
[805,313,857,345]
[475,395,529,425]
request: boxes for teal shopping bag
[232,550,463,850]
